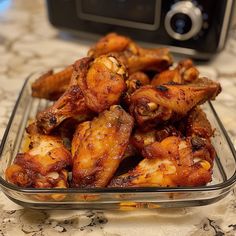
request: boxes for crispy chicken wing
[5,134,71,188]
[72,105,134,188]
[129,78,221,128]
[109,136,215,187]
[88,33,173,73]
[75,55,127,113]
[151,59,199,86]
[36,84,91,134]
[88,33,131,57]
[31,65,73,100]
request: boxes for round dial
[165,1,203,41]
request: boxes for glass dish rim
[0,73,236,195]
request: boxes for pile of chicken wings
[6,33,221,189]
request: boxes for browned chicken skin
[151,59,199,86]
[72,105,134,188]
[126,72,150,94]
[88,33,173,74]
[36,84,91,134]
[109,136,215,187]
[186,106,214,138]
[5,134,71,188]
[129,79,221,128]
[124,71,150,105]
[131,125,180,152]
[76,55,127,112]
[31,65,73,100]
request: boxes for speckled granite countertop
[0,1,236,235]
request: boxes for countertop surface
[0,1,236,235]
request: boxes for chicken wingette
[5,134,71,188]
[72,105,134,188]
[31,65,73,100]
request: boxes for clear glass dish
[0,71,236,210]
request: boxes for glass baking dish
[0,71,236,210]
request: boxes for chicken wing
[72,105,134,188]
[151,59,199,87]
[31,65,73,100]
[88,33,131,58]
[5,134,71,188]
[129,78,221,128]
[88,33,173,74]
[75,55,127,113]
[109,136,215,187]
[36,83,91,134]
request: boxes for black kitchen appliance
[46,0,235,59]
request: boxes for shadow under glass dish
[0,70,235,209]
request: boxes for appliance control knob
[165,1,203,41]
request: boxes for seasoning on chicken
[129,78,221,128]
[151,59,199,86]
[131,125,180,152]
[123,71,150,105]
[36,84,91,134]
[75,55,127,113]
[186,106,214,138]
[72,105,134,188]
[5,134,71,189]
[109,136,215,187]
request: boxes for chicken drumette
[129,78,221,128]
